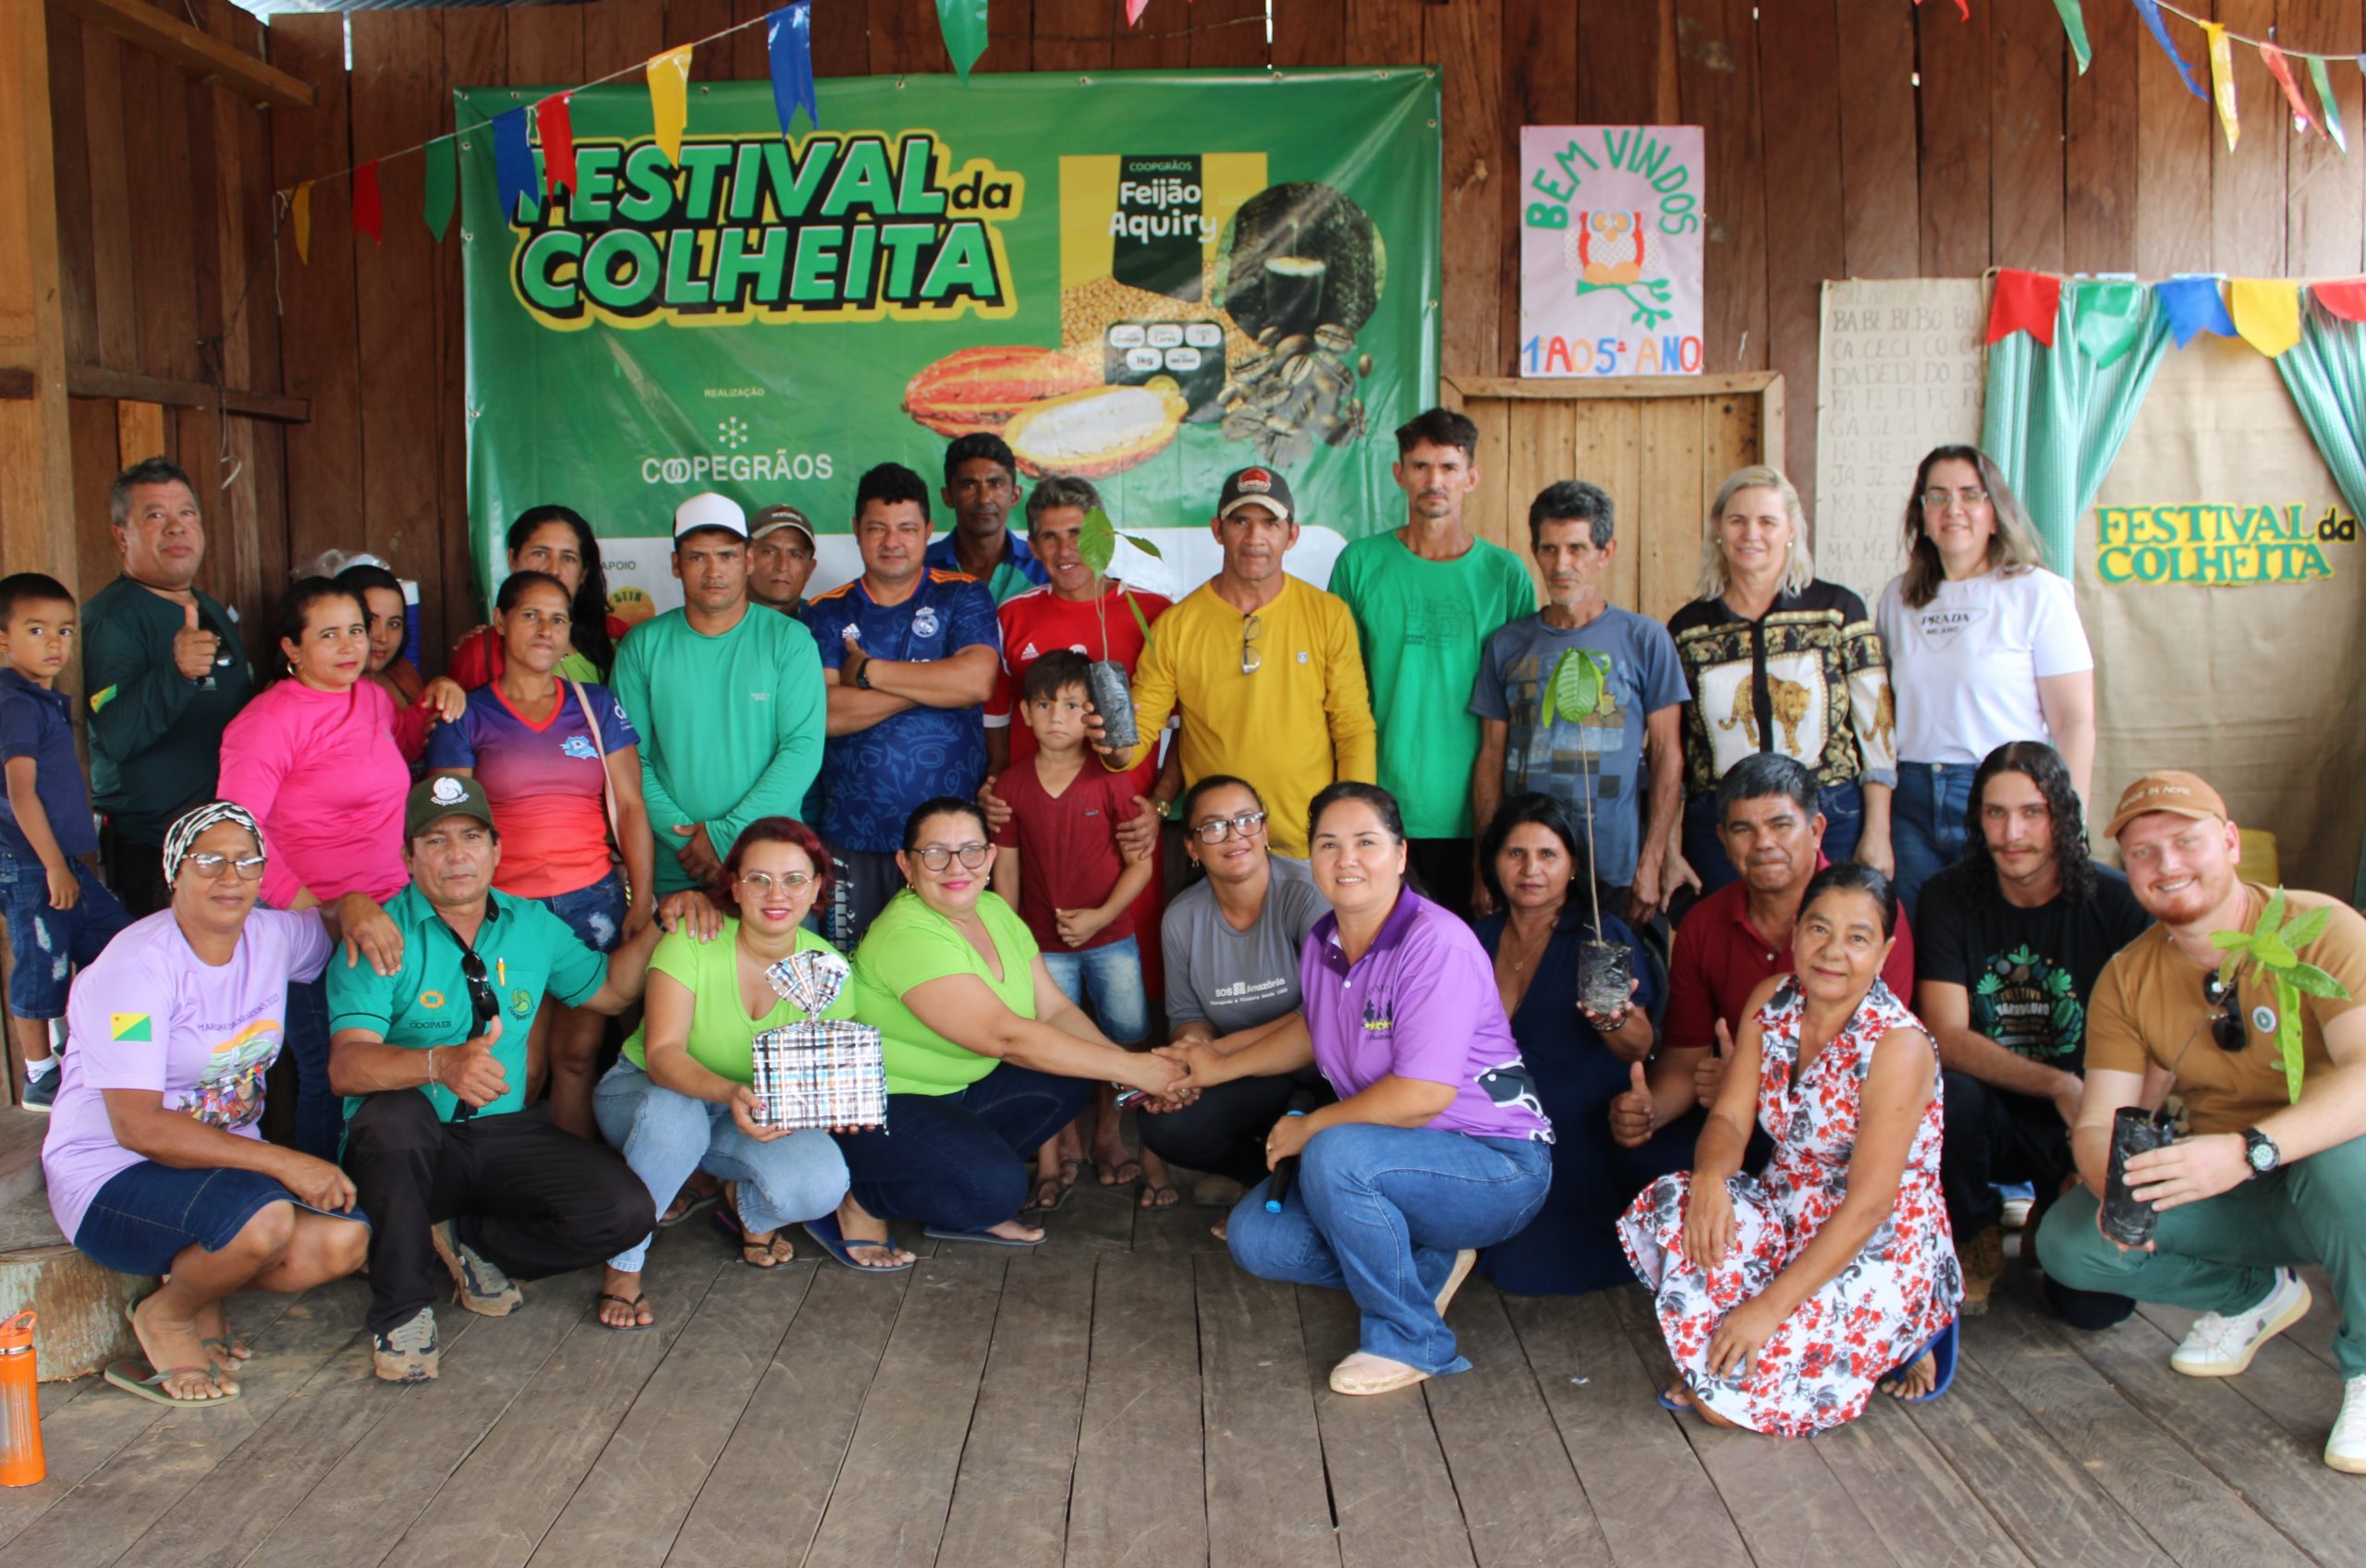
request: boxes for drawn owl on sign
[1562,210,1646,285]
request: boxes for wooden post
[0,0,79,592]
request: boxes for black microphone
[1262,1087,1324,1213]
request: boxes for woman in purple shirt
[1163,782,1553,1396]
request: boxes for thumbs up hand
[1696,1022,1734,1108]
[1610,1059,1657,1149]
[172,599,222,681]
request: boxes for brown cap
[2104,771,2229,839]
[750,504,815,546]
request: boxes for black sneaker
[20,1069,58,1112]
[372,1307,440,1382]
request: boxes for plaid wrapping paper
[750,1019,886,1131]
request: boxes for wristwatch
[2241,1126,2282,1179]
[853,658,872,690]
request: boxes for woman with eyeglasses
[1134,776,1333,1218]
[590,818,858,1326]
[426,570,659,1139]
[43,802,385,1406]
[825,797,1188,1259]
[1875,446,2093,918]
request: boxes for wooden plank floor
[7,1192,2357,1568]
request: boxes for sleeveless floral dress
[1617,977,1960,1436]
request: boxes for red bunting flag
[537,92,579,198]
[1913,0,1971,20]
[1127,0,1148,22]
[1986,268,2062,346]
[351,159,383,243]
[2259,44,2314,135]
[2315,281,2366,323]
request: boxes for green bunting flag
[2311,54,2348,152]
[2069,280,2147,368]
[936,0,988,80]
[2050,0,2092,75]
[423,135,457,242]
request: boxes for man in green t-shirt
[1326,407,1536,915]
[329,776,664,1384]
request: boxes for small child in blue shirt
[0,574,133,1109]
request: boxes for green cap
[405,773,496,841]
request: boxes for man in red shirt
[1613,753,1915,1149]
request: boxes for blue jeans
[542,869,627,954]
[1891,761,1976,920]
[1226,1124,1552,1375]
[0,855,132,1019]
[284,975,342,1163]
[593,1062,849,1271]
[1680,779,1864,902]
[1041,935,1149,1046]
[832,1062,1093,1233]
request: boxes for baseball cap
[673,492,748,541]
[750,504,815,547]
[2104,771,2230,839]
[1217,465,1295,522]
[406,773,496,841]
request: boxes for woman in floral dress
[1619,862,1959,1435]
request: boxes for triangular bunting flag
[537,92,578,198]
[352,160,383,243]
[292,182,311,263]
[1987,269,2062,347]
[1127,0,1148,21]
[2050,0,2091,73]
[2070,280,2147,368]
[2311,55,2348,152]
[2315,281,2366,323]
[2260,44,2314,135]
[2157,276,2237,348]
[492,107,539,223]
[2131,0,2207,102]
[1911,0,1972,18]
[2202,23,2238,150]
[2228,279,2302,358]
[936,0,989,79]
[423,134,457,242]
[766,3,819,135]
[648,46,693,166]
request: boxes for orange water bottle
[0,1310,43,1487]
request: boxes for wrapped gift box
[750,1019,886,1132]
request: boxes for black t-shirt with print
[1916,861,2153,1073]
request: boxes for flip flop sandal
[1882,1319,1958,1404]
[660,1187,721,1229]
[801,1213,914,1274]
[1094,1157,1143,1187]
[923,1224,1046,1249]
[1137,1183,1182,1210]
[596,1293,655,1331]
[713,1185,789,1266]
[104,1358,240,1408]
[1023,1175,1072,1215]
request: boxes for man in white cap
[608,492,825,895]
[2036,770,2366,1473]
[749,503,820,619]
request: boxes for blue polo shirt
[801,571,1001,854]
[327,883,606,1122]
[0,669,96,859]
[922,529,1047,605]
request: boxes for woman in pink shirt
[218,578,458,1160]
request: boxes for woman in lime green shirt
[592,818,859,1328]
[834,797,1187,1254]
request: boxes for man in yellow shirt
[1104,468,1375,858]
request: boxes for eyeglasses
[458,949,497,1034]
[738,870,816,896]
[914,843,992,872]
[2203,968,2247,1051]
[1191,810,1268,844]
[182,852,267,881]
[1239,613,1262,675]
[1920,486,1991,511]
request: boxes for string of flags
[1984,268,2366,362]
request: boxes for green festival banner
[458,68,1442,618]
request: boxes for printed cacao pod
[1002,383,1189,479]
[901,346,1098,438]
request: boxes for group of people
[7,418,2364,1471]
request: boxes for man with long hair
[1916,741,2147,1321]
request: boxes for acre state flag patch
[110,1012,152,1042]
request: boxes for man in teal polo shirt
[329,775,662,1383]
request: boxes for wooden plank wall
[49,0,2362,660]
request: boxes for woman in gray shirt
[1139,776,1332,1188]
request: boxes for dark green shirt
[81,575,255,843]
[327,884,606,1122]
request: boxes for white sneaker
[2170,1268,2312,1377]
[2329,1375,2366,1473]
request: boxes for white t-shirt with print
[1874,566,2092,765]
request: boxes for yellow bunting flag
[2228,279,2301,359]
[2202,23,2238,150]
[292,182,312,263]
[647,45,693,166]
